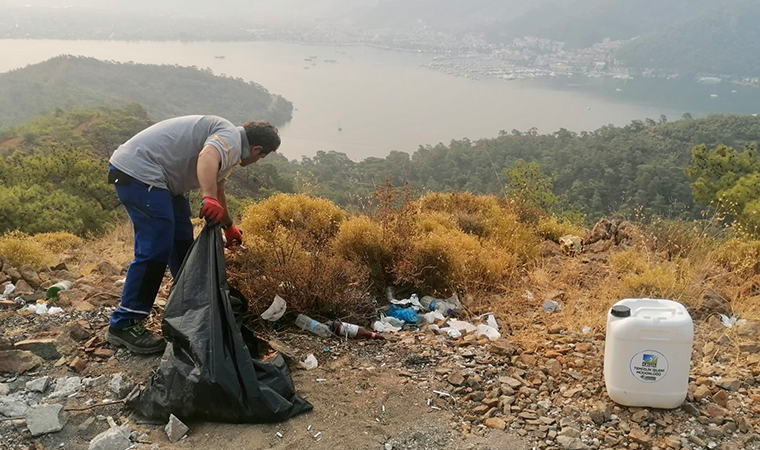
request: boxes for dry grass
[536,217,585,243]
[0,231,55,268]
[69,221,134,273]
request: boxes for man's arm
[197,145,221,199]
[217,182,232,227]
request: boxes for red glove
[223,226,243,248]
[199,196,225,223]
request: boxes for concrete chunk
[108,373,135,398]
[165,414,189,443]
[26,403,68,436]
[0,394,29,417]
[48,377,81,399]
[88,427,132,450]
[26,376,51,393]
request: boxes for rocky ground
[1,247,760,450]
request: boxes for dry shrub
[415,212,458,233]
[333,216,393,286]
[645,219,719,260]
[240,194,345,249]
[35,232,84,254]
[711,238,760,278]
[0,231,54,268]
[70,221,134,271]
[536,217,585,243]
[609,249,649,275]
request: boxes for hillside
[356,0,533,30]
[616,1,760,77]
[0,56,293,128]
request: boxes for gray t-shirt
[110,115,249,196]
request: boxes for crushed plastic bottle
[295,314,333,338]
[328,321,383,340]
[420,294,461,315]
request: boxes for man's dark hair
[243,121,280,154]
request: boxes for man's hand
[223,226,243,248]
[199,196,225,223]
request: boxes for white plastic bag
[297,354,318,370]
[476,324,501,341]
[448,319,477,333]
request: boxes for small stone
[484,417,506,430]
[0,383,9,395]
[716,378,741,392]
[165,414,189,443]
[69,356,87,372]
[562,387,583,398]
[738,417,751,433]
[26,404,67,436]
[14,338,61,360]
[682,402,700,416]
[26,376,51,393]
[499,376,522,389]
[89,427,131,450]
[96,261,122,276]
[631,410,652,423]
[546,359,562,378]
[737,321,760,337]
[712,390,729,407]
[108,373,135,398]
[0,350,43,373]
[19,265,42,288]
[4,265,21,282]
[490,340,516,357]
[629,429,653,446]
[447,372,466,386]
[65,322,92,341]
[693,385,712,401]
[472,404,489,414]
[690,435,707,447]
[93,348,115,358]
[721,421,737,434]
[556,435,589,450]
[703,402,728,420]
[548,324,564,334]
[73,301,96,312]
[739,343,760,353]
[560,427,581,438]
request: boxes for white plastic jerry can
[603,298,694,409]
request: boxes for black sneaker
[106,320,166,355]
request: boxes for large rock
[57,289,88,305]
[108,374,135,399]
[89,427,132,450]
[4,265,21,282]
[700,289,732,317]
[26,404,67,436]
[96,261,122,276]
[0,350,43,374]
[165,414,189,443]
[14,279,34,294]
[738,321,760,337]
[14,338,61,360]
[484,417,506,430]
[19,265,42,288]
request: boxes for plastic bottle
[328,321,384,340]
[295,314,333,338]
[604,298,693,409]
[420,295,460,315]
[46,280,74,300]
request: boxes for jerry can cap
[610,305,631,318]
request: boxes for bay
[1,39,757,160]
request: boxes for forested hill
[257,114,760,220]
[0,56,293,128]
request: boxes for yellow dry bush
[333,216,392,266]
[240,194,345,249]
[418,192,501,237]
[34,232,84,254]
[619,265,686,300]
[711,238,760,278]
[0,231,54,269]
[536,217,585,243]
[487,212,541,263]
[609,249,650,275]
[414,212,458,233]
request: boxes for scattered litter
[559,235,583,254]
[48,307,63,315]
[420,294,461,315]
[448,319,477,333]
[297,354,318,370]
[261,295,287,321]
[1,284,15,299]
[313,432,322,439]
[432,390,451,397]
[543,300,561,313]
[307,425,312,431]
[373,315,403,333]
[275,432,283,439]
[582,326,592,334]
[27,303,48,315]
[523,291,535,301]
[485,314,498,330]
[381,405,385,412]
[390,294,422,311]
[420,311,445,324]
[430,406,441,410]
[315,378,327,382]
[386,305,419,323]
[476,324,501,341]
[719,314,738,328]
[446,328,462,339]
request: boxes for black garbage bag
[127,225,312,423]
